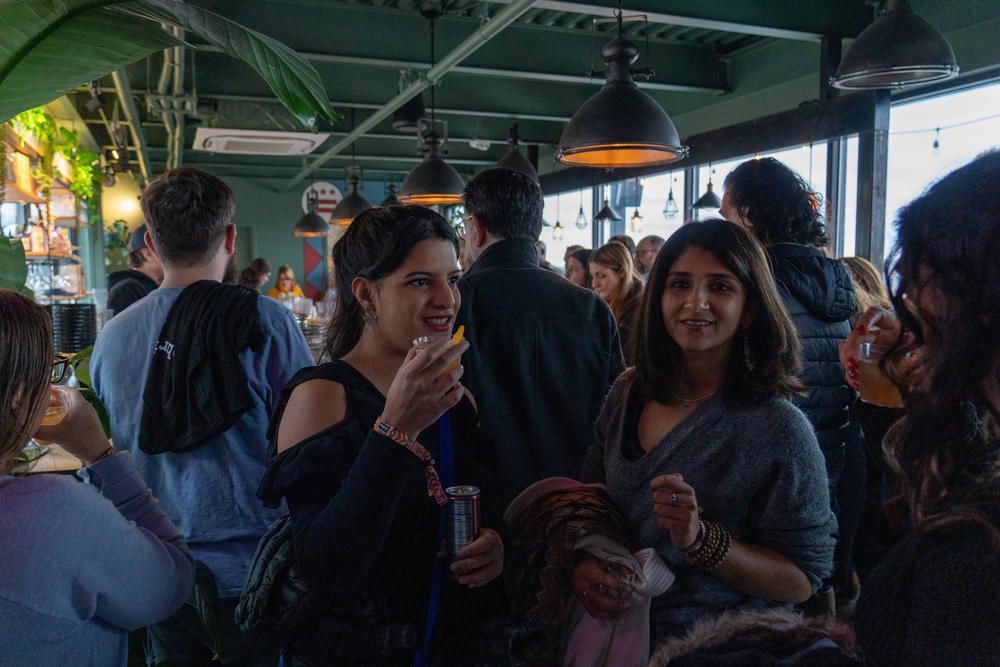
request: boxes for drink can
[446,485,480,555]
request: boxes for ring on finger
[582,589,590,600]
[669,492,678,505]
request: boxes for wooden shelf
[3,179,43,204]
[25,250,82,263]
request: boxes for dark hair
[882,151,1000,525]
[608,235,636,256]
[140,168,235,267]
[723,158,828,248]
[0,291,53,473]
[239,257,272,289]
[641,235,666,250]
[633,219,803,405]
[568,248,593,288]
[325,205,459,359]
[464,168,543,241]
[590,242,643,320]
[129,247,148,269]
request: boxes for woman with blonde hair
[590,241,644,363]
[268,265,304,301]
[839,256,891,329]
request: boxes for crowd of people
[2,152,998,666]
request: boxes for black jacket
[106,269,158,316]
[457,239,625,508]
[769,243,856,473]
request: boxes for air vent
[192,128,330,156]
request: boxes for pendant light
[556,0,687,168]
[630,209,642,234]
[495,122,540,185]
[662,174,679,220]
[552,192,564,241]
[693,165,721,211]
[398,11,465,207]
[595,187,623,223]
[393,70,425,132]
[293,187,330,237]
[329,110,373,226]
[575,189,589,229]
[831,0,958,90]
[329,166,372,226]
[381,182,402,207]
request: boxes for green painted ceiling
[66,0,1000,188]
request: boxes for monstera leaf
[0,0,335,128]
[0,236,33,298]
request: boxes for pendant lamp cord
[429,15,436,126]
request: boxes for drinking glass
[857,342,904,407]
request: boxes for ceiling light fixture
[831,0,958,90]
[294,187,330,237]
[693,164,721,211]
[398,10,465,207]
[595,187,623,223]
[495,122,540,185]
[393,70,426,132]
[381,182,402,207]
[329,166,372,226]
[630,208,642,234]
[575,189,589,229]
[556,0,688,168]
[662,173,679,220]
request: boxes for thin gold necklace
[672,389,717,403]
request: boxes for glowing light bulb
[575,206,588,230]
[630,209,642,234]
[552,220,564,241]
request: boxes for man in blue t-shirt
[91,168,313,665]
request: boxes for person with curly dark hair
[840,152,1000,665]
[722,157,861,615]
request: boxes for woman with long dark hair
[576,220,836,641]
[842,152,1000,664]
[0,291,193,664]
[257,205,506,665]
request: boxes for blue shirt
[0,453,194,666]
[91,288,314,595]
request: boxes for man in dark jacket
[458,168,626,508]
[106,224,163,315]
[721,157,863,614]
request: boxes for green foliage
[0,0,336,129]
[104,218,130,269]
[0,236,33,297]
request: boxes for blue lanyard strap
[414,412,454,667]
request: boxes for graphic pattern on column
[302,237,326,301]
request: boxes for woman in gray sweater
[577,220,837,641]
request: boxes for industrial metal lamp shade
[832,0,958,90]
[329,173,372,226]
[393,94,426,133]
[293,192,330,237]
[496,123,539,185]
[380,184,402,207]
[595,198,623,223]
[398,132,465,206]
[557,36,688,168]
[693,181,721,210]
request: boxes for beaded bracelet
[681,521,706,554]
[372,417,447,506]
[684,520,732,570]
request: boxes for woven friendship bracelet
[373,417,447,506]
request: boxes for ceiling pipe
[282,0,541,191]
[110,68,151,184]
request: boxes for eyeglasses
[50,354,72,384]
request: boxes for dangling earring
[363,306,376,326]
[743,329,754,371]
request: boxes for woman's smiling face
[660,246,748,363]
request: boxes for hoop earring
[743,329,754,371]
[363,306,376,326]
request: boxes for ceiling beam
[489,0,868,41]
[111,68,151,184]
[283,0,541,190]
[195,45,725,94]
[82,87,574,123]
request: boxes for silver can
[446,485,481,555]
